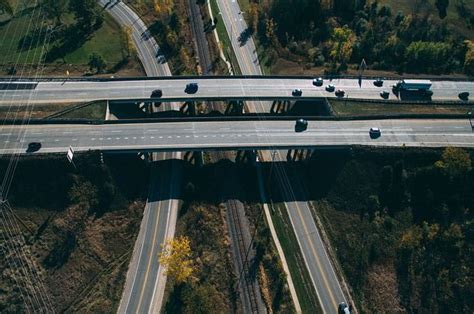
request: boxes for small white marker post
[67,146,77,169]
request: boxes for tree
[463,40,474,76]
[248,3,259,33]
[159,236,194,283]
[69,0,103,34]
[42,0,68,25]
[435,147,472,178]
[88,52,106,73]
[435,0,449,19]
[121,26,135,58]
[405,41,452,73]
[330,26,356,65]
[0,0,13,16]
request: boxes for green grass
[0,1,125,65]
[59,101,107,120]
[270,202,322,313]
[329,100,470,116]
[237,0,251,13]
[209,0,242,75]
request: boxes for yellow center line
[293,201,339,310]
[135,181,163,313]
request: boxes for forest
[306,147,473,312]
[247,0,474,75]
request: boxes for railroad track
[226,197,261,313]
[211,149,265,313]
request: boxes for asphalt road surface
[0,78,472,104]
[99,2,179,313]
[99,0,170,77]
[2,119,473,155]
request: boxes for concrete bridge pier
[183,151,203,166]
[225,101,244,115]
[235,150,257,164]
[180,102,196,115]
[270,100,291,114]
[286,149,314,162]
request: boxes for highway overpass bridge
[0,119,473,155]
[0,77,472,105]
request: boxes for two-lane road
[98,1,180,313]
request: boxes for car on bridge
[151,89,162,98]
[292,88,303,96]
[295,118,308,132]
[369,127,381,138]
[335,89,345,97]
[26,142,41,153]
[326,84,335,92]
[185,83,198,94]
[459,92,469,101]
[380,90,390,99]
[374,79,384,87]
[313,77,323,86]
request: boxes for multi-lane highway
[215,0,348,311]
[98,1,179,313]
[0,77,472,104]
[2,119,473,154]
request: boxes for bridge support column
[180,102,196,115]
[183,151,203,166]
[235,150,257,164]
[225,101,244,115]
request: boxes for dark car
[374,79,384,87]
[335,89,345,97]
[312,77,323,86]
[295,118,308,132]
[292,88,302,96]
[151,89,162,98]
[326,84,335,92]
[185,82,199,94]
[27,142,41,153]
[369,127,381,139]
[459,92,469,101]
[380,90,390,99]
[338,302,351,314]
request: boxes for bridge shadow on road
[146,149,353,203]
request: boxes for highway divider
[1,112,471,126]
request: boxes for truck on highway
[392,79,432,91]
[392,79,433,97]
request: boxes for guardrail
[0,74,472,83]
[1,112,470,126]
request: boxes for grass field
[58,101,107,120]
[330,100,470,116]
[0,0,125,67]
